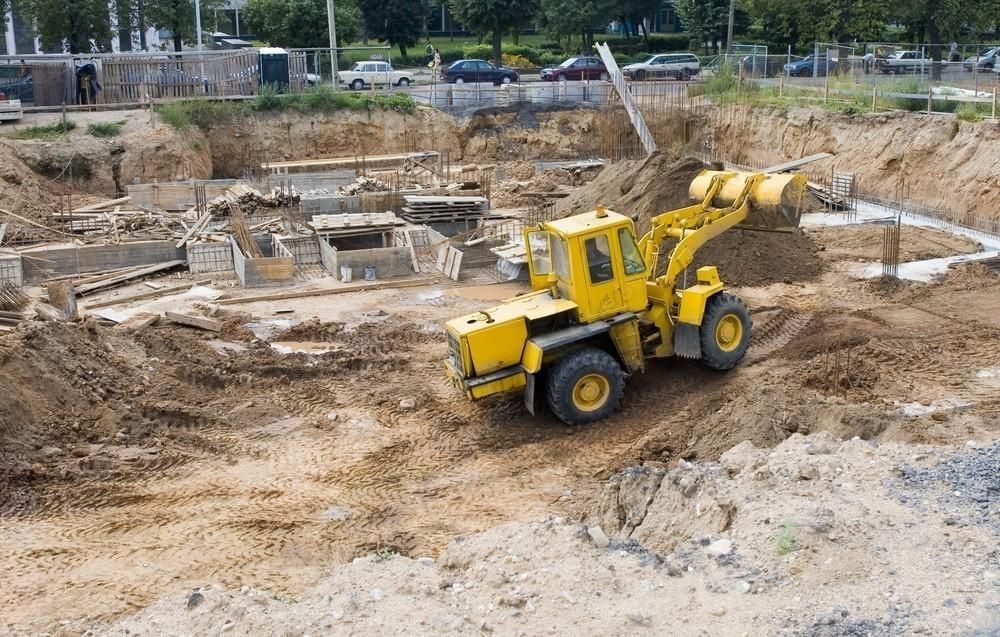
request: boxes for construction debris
[0,281,29,311]
[336,176,390,196]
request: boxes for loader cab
[525,207,650,322]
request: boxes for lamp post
[195,0,206,92]
[327,0,339,88]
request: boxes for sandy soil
[93,436,998,637]
[807,223,983,262]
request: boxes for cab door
[577,231,625,321]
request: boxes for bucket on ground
[364,266,377,281]
[340,266,352,283]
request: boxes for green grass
[86,121,126,138]
[775,521,798,556]
[6,121,76,140]
[156,85,417,131]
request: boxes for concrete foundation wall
[319,240,337,274]
[127,179,240,211]
[330,246,414,279]
[267,171,357,192]
[21,240,187,281]
[0,254,23,286]
[187,243,235,274]
[232,240,294,288]
[300,195,360,217]
[273,236,321,265]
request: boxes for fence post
[779,73,784,98]
[871,81,877,112]
[824,73,829,103]
[927,88,932,115]
[994,78,998,120]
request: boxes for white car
[622,53,701,81]
[338,61,414,90]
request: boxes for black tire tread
[699,292,752,371]
[545,347,625,425]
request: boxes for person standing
[432,48,442,81]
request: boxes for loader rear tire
[699,292,752,371]
[546,347,624,425]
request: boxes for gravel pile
[898,441,999,533]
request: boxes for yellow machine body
[444,169,805,414]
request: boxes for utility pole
[327,0,339,88]
[725,0,736,55]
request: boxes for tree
[356,0,429,57]
[539,0,614,50]
[449,0,538,64]
[891,0,992,77]
[743,0,890,51]
[675,0,729,53]
[242,0,361,48]
[619,0,664,45]
[141,0,225,51]
[13,0,113,53]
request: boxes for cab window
[551,233,571,280]
[618,228,646,276]
[527,230,551,275]
[585,235,614,283]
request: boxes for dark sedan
[540,57,609,81]
[442,59,519,85]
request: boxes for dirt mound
[0,139,62,225]
[273,318,346,342]
[556,153,706,220]
[680,228,825,287]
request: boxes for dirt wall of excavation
[711,106,1000,218]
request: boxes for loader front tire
[699,292,752,371]
[546,347,624,425]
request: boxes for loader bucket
[688,170,807,229]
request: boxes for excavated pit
[2,103,1000,634]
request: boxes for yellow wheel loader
[444,170,807,425]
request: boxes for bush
[157,86,417,131]
[7,121,76,140]
[956,103,985,122]
[461,44,492,60]
[502,53,534,68]
[460,44,542,65]
[87,121,125,138]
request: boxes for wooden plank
[71,196,131,213]
[176,212,212,248]
[762,153,834,174]
[114,312,160,331]
[216,278,437,305]
[74,260,187,296]
[165,311,222,332]
[84,279,212,310]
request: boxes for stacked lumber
[401,196,490,224]
[199,184,299,218]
